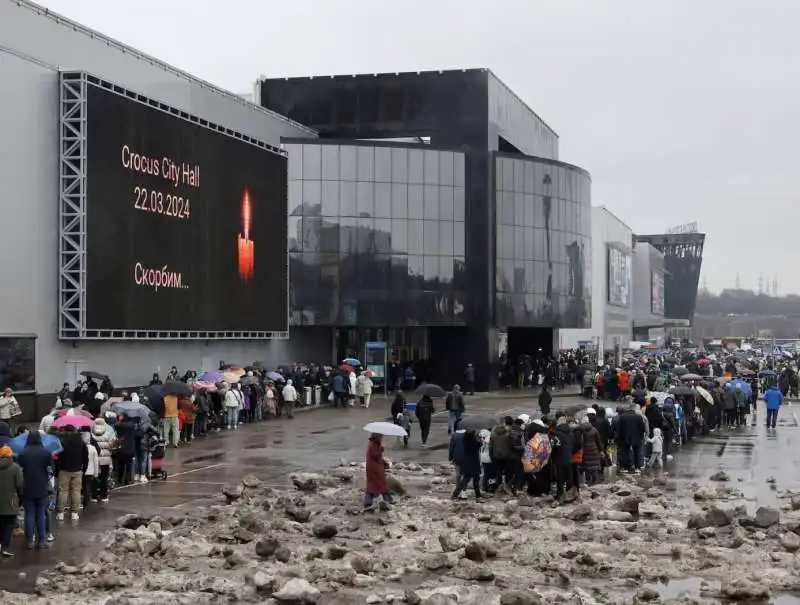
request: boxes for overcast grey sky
[38,0,800,294]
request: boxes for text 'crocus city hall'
[258,70,592,390]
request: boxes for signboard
[651,271,665,315]
[665,222,698,235]
[607,246,631,307]
[365,341,388,394]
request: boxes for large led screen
[651,271,665,315]
[607,246,631,307]
[85,84,288,333]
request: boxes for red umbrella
[53,415,93,430]
[697,359,711,366]
[55,408,94,419]
[339,364,354,373]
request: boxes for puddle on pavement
[182,452,226,464]
[644,577,800,604]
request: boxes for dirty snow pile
[2,463,800,604]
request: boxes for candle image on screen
[237,188,254,282]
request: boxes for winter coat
[764,387,783,411]
[330,373,348,394]
[84,443,100,477]
[0,456,23,515]
[616,409,645,447]
[509,423,526,456]
[58,432,87,473]
[92,418,116,467]
[415,396,434,420]
[445,391,465,413]
[357,375,373,396]
[538,390,552,414]
[365,438,389,495]
[16,431,52,500]
[645,404,664,436]
[580,423,603,470]
[459,432,482,474]
[390,393,406,418]
[0,395,20,420]
[114,420,137,458]
[551,424,574,468]
[489,424,512,461]
[448,430,466,464]
[0,421,10,448]
[722,389,736,411]
[479,430,492,464]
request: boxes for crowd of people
[0,359,380,556]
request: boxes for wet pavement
[2,393,799,593]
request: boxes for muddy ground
[3,460,800,605]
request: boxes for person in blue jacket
[763,384,783,429]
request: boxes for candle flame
[242,189,251,240]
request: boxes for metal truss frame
[59,71,88,340]
[58,71,289,341]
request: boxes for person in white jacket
[357,372,374,409]
[348,372,358,407]
[281,380,298,419]
[83,434,100,508]
[224,384,244,429]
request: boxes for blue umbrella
[199,371,224,383]
[758,370,775,378]
[342,358,362,367]
[728,379,752,397]
[9,431,63,456]
[267,371,285,383]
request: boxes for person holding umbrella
[451,429,483,501]
[364,433,393,510]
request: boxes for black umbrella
[142,385,165,417]
[458,415,498,431]
[680,373,703,382]
[252,361,268,369]
[414,383,447,399]
[669,386,698,397]
[163,381,192,397]
[80,370,107,380]
[672,367,689,376]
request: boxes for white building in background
[560,206,633,355]
[631,241,666,344]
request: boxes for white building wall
[0,1,320,394]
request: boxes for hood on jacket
[491,424,509,437]
[26,430,42,447]
[93,417,107,434]
[652,428,662,438]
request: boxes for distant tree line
[696,289,800,316]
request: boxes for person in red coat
[365,434,394,509]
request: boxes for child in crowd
[646,427,664,471]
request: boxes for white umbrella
[363,421,408,437]
[694,385,714,405]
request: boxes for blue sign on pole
[365,341,388,394]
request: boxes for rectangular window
[287,144,302,180]
[408,150,424,184]
[439,187,454,221]
[407,219,423,253]
[375,183,392,218]
[340,181,357,216]
[321,180,340,217]
[408,184,424,218]
[321,145,339,180]
[357,181,375,216]
[302,144,322,180]
[391,147,408,182]
[439,221,454,256]
[454,222,465,256]
[453,187,465,221]
[391,219,408,253]
[375,146,392,182]
[391,183,408,220]
[357,146,375,181]
[340,145,357,181]
[423,185,439,220]
[0,337,36,392]
[423,220,439,255]
[439,152,454,186]
[423,150,439,185]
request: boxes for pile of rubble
[2,463,800,604]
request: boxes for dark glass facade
[635,233,705,322]
[261,70,591,389]
[494,154,591,328]
[286,141,468,326]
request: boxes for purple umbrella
[200,371,224,383]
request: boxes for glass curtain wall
[287,142,467,326]
[494,154,591,328]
